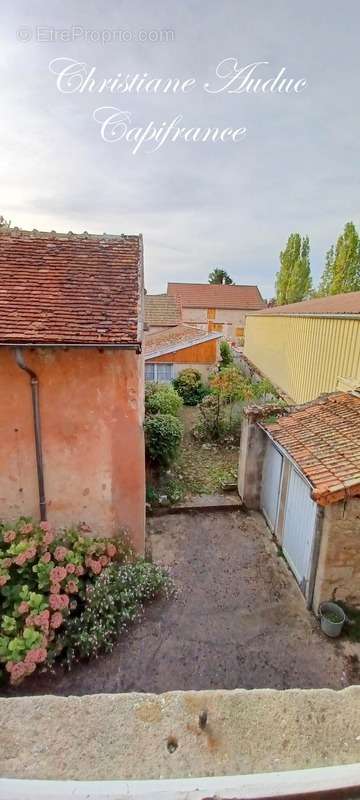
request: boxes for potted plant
[319,601,346,638]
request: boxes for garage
[238,392,360,612]
[260,438,317,596]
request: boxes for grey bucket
[319,601,346,638]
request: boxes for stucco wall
[183,308,247,339]
[0,347,145,551]
[313,498,360,610]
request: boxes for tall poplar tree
[318,222,360,295]
[275,233,312,305]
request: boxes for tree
[219,340,234,369]
[318,222,360,296]
[0,216,11,229]
[275,234,312,305]
[208,268,234,285]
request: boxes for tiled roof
[0,228,143,346]
[144,324,221,359]
[250,291,360,317]
[261,392,360,505]
[144,294,181,327]
[167,282,265,310]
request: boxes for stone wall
[238,414,267,509]
[313,497,360,610]
[1,689,360,780]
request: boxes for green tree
[208,268,234,285]
[219,340,234,369]
[0,216,11,229]
[275,234,312,305]
[318,222,360,296]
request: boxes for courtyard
[3,508,354,697]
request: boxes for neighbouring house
[167,282,265,343]
[238,391,360,611]
[144,324,221,383]
[0,226,145,552]
[144,293,182,333]
[244,291,360,403]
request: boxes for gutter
[14,349,47,521]
[1,342,142,352]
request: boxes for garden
[0,518,171,687]
[145,341,282,506]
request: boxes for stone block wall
[313,498,360,610]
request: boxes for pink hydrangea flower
[54,546,69,562]
[59,593,69,608]
[65,579,78,594]
[50,611,63,629]
[5,661,15,673]
[44,531,54,546]
[50,581,61,594]
[9,662,27,685]
[20,523,33,535]
[40,521,51,532]
[14,553,27,566]
[0,575,9,587]
[24,546,36,561]
[25,647,47,665]
[50,566,67,583]
[18,601,30,615]
[3,530,16,544]
[90,559,102,575]
[67,562,76,574]
[107,543,117,558]
[41,552,51,564]
[2,558,12,568]
[75,565,84,577]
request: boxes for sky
[1,0,359,299]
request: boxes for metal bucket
[319,601,346,638]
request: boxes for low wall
[313,497,360,609]
[1,689,360,780]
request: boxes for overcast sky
[1,0,359,299]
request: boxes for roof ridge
[0,224,140,242]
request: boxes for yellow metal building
[244,292,360,403]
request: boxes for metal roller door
[282,466,317,591]
[261,440,283,532]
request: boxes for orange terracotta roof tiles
[144,294,181,327]
[167,282,265,310]
[261,392,360,505]
[0,228,143,346]
[250,291,360,316]
[144,324,221,358]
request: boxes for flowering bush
[0,518,134,685]
[64,560,172,665]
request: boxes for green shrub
[193,394,226,441]
[219,340,234,368]
[145,413,183,465]
[64,561,172,664]
[145,384,183,416]
[173,368,207,406]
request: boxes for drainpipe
[15,348,47,521]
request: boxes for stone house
[167,282,265,343]
[238,391,360,610]
[144,294,182,333]
[0,226,145,552]
[144,324,221,383]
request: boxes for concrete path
[4,510,351,696]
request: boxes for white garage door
[282,466,317,591]
[261,440,283,532]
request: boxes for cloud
[1,0,360,298]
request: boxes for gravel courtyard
[3,509,353,696]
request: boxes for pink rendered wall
[0,347,145,552]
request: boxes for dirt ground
[4,509,355,697]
